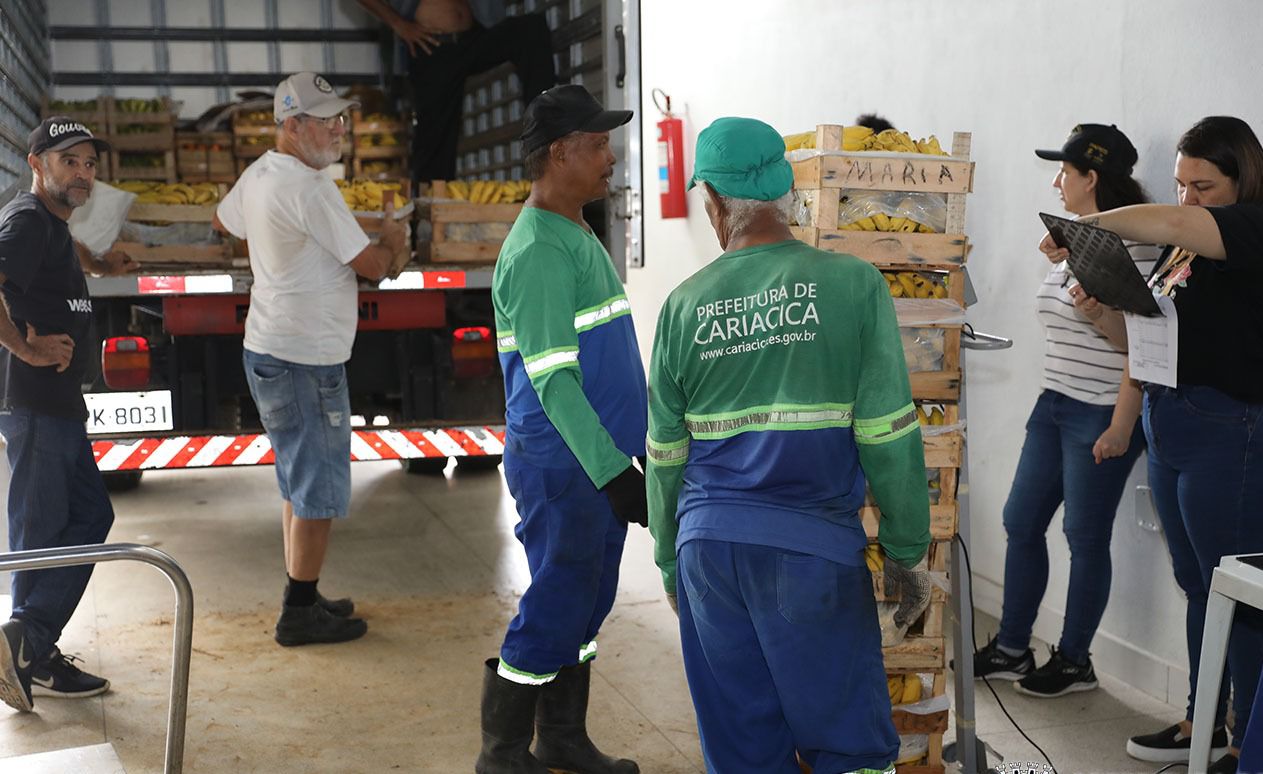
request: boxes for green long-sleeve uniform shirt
[646,239,930,593]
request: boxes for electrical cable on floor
[1151,763,1188,773]
[954,533,1058,773]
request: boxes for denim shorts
[243,349,352,519]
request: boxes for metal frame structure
[0,543,194,774]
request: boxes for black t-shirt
[1147,202,1263,404]
[0,192,94,421]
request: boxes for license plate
[84,391,174,435]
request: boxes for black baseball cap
[28,116,110,156]
[520,85,632,156]
[1035,123,1137,174]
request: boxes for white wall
[629,0,1263,706]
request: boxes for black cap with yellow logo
[1036,124,1138,175]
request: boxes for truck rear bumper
[92,426,506,472]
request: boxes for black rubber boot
[476,658,550,774]
[533,661,639,774]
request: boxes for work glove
[665,593,679,617]
[603,461,647,527]
[879,555,931,647]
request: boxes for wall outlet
[1135,485,1162,533]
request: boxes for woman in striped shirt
[973,124,1155,699]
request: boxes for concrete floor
[0,460,1184,773]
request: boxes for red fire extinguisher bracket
[653,89,688,219]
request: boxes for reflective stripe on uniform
[497,659,559,685]
[683,403,854,440]
[496,295,631,354]
[578,640,598,663]
[646,435,689,466]
[853,403,920,445]
[523,347,580,378]
[574,296,632,334]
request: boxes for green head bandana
[687,117,794,201]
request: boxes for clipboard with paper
[1038,212,1162,316]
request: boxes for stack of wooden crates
[789,125,974,774]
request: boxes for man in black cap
[476,84,643,774]
[0,117,137,713]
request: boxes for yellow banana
[896,273,918,298]
[901,674,922,704]
[871,213,892,232]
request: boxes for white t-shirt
[1035,242,1161,405]
[216,151,370,365]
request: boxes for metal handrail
[0,543,193,774]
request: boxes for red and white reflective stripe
[92,426,506,472]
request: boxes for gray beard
[46,179,89,210]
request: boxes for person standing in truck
[0,118,138,713]
[356,0,557,183]
[213,72,409,648]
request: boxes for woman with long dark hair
[1041,116,1263,774]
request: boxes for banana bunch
[115,123,163,135]
[841,213,935,233]
[782,126,945,155]
[887,673,923,705]
[48,99,99,112]
[916,405,946,427]
[118,153,168,168]
[356,133,402,148]
[444,179,531,204]
[864,544,884,573]
[115,98,168,113]
[883,271,949,299]
[336,179,405,211]
[119,181,220,205]
[359,161,396,175]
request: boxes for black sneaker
[274,603,367,647]
[0,619,35,712]
[972,636,1035,681]
[1126,722,1229,763]
[30,648,110,699]
[1014,648,1098,698]
[317,593,354,618]
[1208,752,1239,774]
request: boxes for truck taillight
[452,327,495,379]
[101,336,151,390]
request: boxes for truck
[0,0,644,489]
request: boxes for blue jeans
[998,390,1145,664]
[243,349,352,519]
[1144,385,1263,748]
[677,540,897,774]
[0,409,115,661]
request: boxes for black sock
[285,577,318,607]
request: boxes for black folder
[1039,212,1162,316]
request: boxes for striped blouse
[1035,243,1162,406]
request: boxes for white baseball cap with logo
[273,71,359,122]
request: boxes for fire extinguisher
[653,89,687,219]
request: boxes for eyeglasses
[301,114,347,130]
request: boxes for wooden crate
[351,109,407,136]
[108,97,178,151]
[110,149,176,183]
[177,131,235,183]
[41,97,108,135]
[126,185,225,224]
[111,240,232,265]
[427,180,523,264]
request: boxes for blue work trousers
[1144,385,1263,748]
[677,538,897,774]
[498,451,627,681]
[0,409,115,661]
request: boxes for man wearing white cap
[213,72,410,647]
